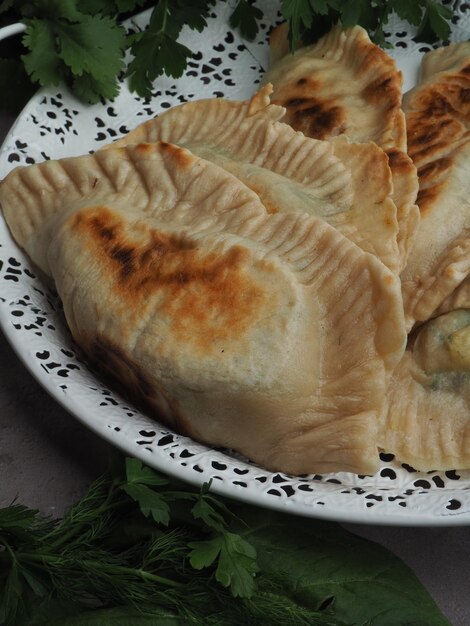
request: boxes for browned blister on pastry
[264,24,419,271]
[0,142,406,475]
[402,42,470,328]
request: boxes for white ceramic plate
[2,1,470,526]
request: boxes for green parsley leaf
[170,0,215,34]
[282,0,314,46]
[21,19,64,86]
[72,71,120,103]
[187,535,221,569]
[190,488,228,532]
[127,31,192,98]
[215,532,258,597]
[56,15,126,80]
[77,0,118,15]
[19,0,84,22]
[310,0,335,16]
[340,0,368,27]
[159,35,193,76]
[125,458,169,487]
[389,0,424,26]
[415,1,452,43]
[77,0,148,17]
[188,531,258,598]
[121,484,171,525]
[229,0,263,41]
[427,1,452,41]
[125,0,216,98]
[126,1,179,98]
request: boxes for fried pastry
[402,42,470,327]
[108,89,401,271]
[0,142,406,475]
[380,310,470,470]
[0,142,269,275]
[264,24,419,271]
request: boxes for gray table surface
[1,113,469,626]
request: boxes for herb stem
[111,564,182,588]
[161,0,168,33]
[18,553,183,589]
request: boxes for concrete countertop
[0,113,469,626]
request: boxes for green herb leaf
[427,1,452,41]
[77,0,151,17]
[308,0,331,16]
[283,0,453,52]
[126,0,216,98]
[191,497,226,531]
[281,0,314,46]
[128,31,193,96]
[121,483,171,525]
[389,0,423,26]
[214,532,258,598]
[340,0,368,27]
[77,0,117,16]
[21,19,64,86]
[18,0,83,22]
[234,506,451,626]
[189,531,258,598]
[125,458,169,487]
[57,15,126,79]
[159,35,193,77]
[0,457,452,624]
[415,1,452,44]
[169,0,215,34]
[71,71,120,103]
[190,481,231,532]
[229,0,263,41]
[20,7,127,103]
[7,0,457,109]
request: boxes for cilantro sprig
[0,0,264,111]
[281,0,453,49]
[0,456,450,625]
[0,1,455,112]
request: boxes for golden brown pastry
[402,42,470,328]
[264,24,419,271]
[108,88,401,272]
[0,142,406,475]
[0,142,269,275]
[381,310,470,470]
